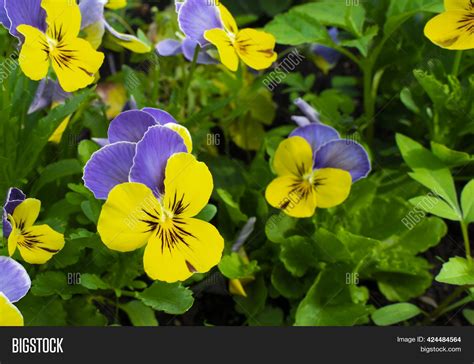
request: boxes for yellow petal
[235,28,277,70]
[48,115,71,144]
[98,182,160,252]
[163,153,213,218]
[218,4,238,34]
[12,199,41,230]
[229,279,247,297]
[51,37,105,92]
[424,11,474,50]
[17,25,49,81]
[313,168,352,208]
[82,21,106,50]
[8,218,18,257]
[42,0,81,41]
[106,0,127,10]
[265,175,317,218]
[444,0,471,11]
[273,136,313,177]
[17,224,65,264]
[0,293,23,326]
[164,123,193,153]
[204,28,239,71]
[143,217,224,282]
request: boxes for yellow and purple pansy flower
[79,0,151,53]
[424,0,474,50]
[265,99,371,218]
[0,256,31,326]
[163,0,277,71]
[2,0,105,92]
[83,108,224,282]
[3,188,65,264]
[311,27,341,74]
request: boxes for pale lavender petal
[182,37,217,64]
[4,0,46,38]
[178,0,223,46]
[79,0,105,29]
[0,257,30,303]
[142,108,177,125]
[175,1,184,13]
[314,139,371,182]
[294,98,320,124]
[156,39,183,56]
[108,110,157,143]
[311,27,340,65]
[290,124,339,154]
[92,137,109,147]
[0,0,11,29]
[291,116,311,128]
[130,126,187,195]
[83,142,136,199]
[28,79,70,114]
[2,188,26,239]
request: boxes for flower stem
[422,285,467,324]
[461,221,472,263]
[180,46,200,118]
[452,51,463,77]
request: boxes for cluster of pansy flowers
[0,0,150,93]
[265,99,371,218]
[157,0,277,71]
[83,108,224,283]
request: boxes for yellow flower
[8,199,65,264]
[97,153,224,283]
[17,0,104,92]
[424,0,474,50]
[265,137,352,218]
[204,5,277,72]
[106,0,127,10]
[0,293,23,326]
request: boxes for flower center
[46,36,58,52]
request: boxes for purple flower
[0,0,46,39]
[291,98,322,127]
[156,37,217,65]
[28,79,71,114]
[83,108,192,199]
[2,188,25,239]
[0,256,31,304]
[311,27,341,67]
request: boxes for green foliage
[371,303,423,326]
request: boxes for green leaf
[463,309,474,325]
[431,142,473,168]
[409,195,460,221]
[30,159,83,195]
[279,237,317,277]
[78,140,100,165]
[436,257,474,285]
[80,273,110,290]
[138,281,194,315]
[66,297,107,326]
[16,295,67,326]
[271,264,310,299]
[249,306,284,326]
[195,204,217,222]
[235,277,267,319]
[461,180,474,224]
[218,252,260,279]
[31,272,87,299]
[216,188,248,223]
[313,228,352,263]
[295,264,373,326]
[372,303,422,326]
[121,301,158,326]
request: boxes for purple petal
[83,142,136,199]
[293,98,320,124]
[2,188,26,239]
[79,0,105,29]
[28,79,70,114]
[175,1,184,13]
[290,124,340,154]
[4,0,46,38]
[0,0,11,29]
[142,108,177,125]
[314,139,371,182]
[108,110,158,143]
[0,256,31,303]
[130,126,187,195]
[182,37,217,65]
[156,39,183,56]
[178,0,223,46]
[291,116,311,128]
[92,138,110,147]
